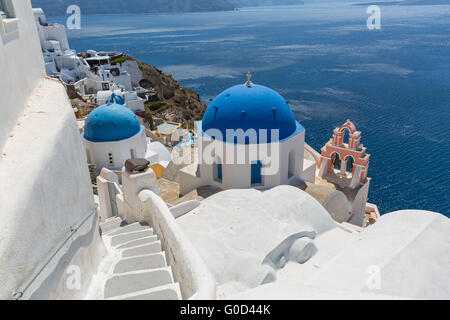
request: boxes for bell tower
[317,120,371,226]
[318,120,370,187]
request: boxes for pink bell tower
[318,120,370,187]
[317,120,372,226]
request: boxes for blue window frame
[251,161,262,185]
[217,163,222,181]
[214,162,222,183]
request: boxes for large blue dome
[84,103,141,142]
[201,84,298,144]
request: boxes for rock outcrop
[70,55,207,128]
[126,56,207,129]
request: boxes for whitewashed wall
[0,0,45,152]
[194,130,305,191]
[0,78,98,299]
[0,1,100,300]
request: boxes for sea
[51,2,450,216]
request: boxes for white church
[0,0,449,301]
[82,93,171,174]
[183,74,316,191]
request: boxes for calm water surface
[53,3,450,216]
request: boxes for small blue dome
[84,103,141,142]
[107,93,125,105]
[202,84,298,144]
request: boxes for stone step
[110,230,154,247]
[116,235,158,250]
[122,241,162,258]
[100,216,121,226]
[100,218,124,234]
[106,222,150,237]
[104,268,175,299]
[109,283,182,300]
[113,253,167,274]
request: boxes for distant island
[31,0,308,16]
[229,0,304,7]
[353,0,450,6]
[30,0,235,16]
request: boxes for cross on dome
[245,71,254,87]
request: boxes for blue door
[251,161,262,185]
[214,163,222,182]
[217,163,222,181]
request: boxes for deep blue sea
[52,3,450,216]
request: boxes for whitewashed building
[82,95,171,174]
[177,77,316,194]
[0,0,449,301]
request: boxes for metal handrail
[112,182,123,194]
[12,206,98,300]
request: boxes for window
[346,156,355,174]
[0,1,14,18]
[0,1,8,18]
[213,156,223,183]
[0,0,18,38]
[343,128,350,145]
[333,153,341,170]
[213,162,222,183]
[108,152,114,167]
[251,161,263,186]
[288,151,296,178]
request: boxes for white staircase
[99,217,182,300]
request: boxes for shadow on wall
[28,214,106,300]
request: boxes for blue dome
[84,103,141,142]
[201,84,298,144]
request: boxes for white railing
[139,190,216,300]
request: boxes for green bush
[146,100,165,111]
[110,56,128,65]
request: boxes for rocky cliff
[71,56,207,130]
[127,56,207,129]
